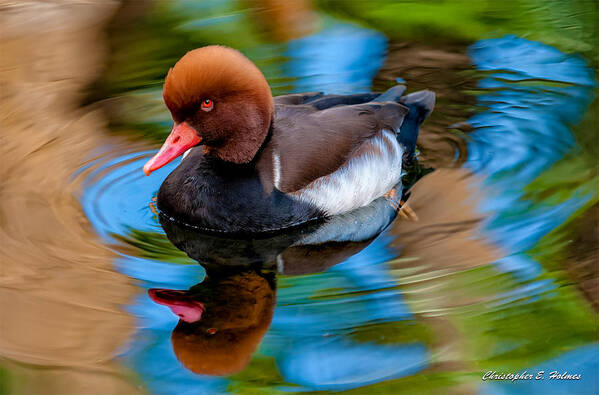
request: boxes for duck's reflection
[149,267,275,376]
[148,186,405,375]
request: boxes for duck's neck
[207,117,274,164]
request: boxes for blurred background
[1,0,598,394]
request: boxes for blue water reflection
[278,340,427,391]
[286,22,387,94]
[79,20,597,395]
[466,35,595,283]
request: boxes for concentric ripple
[76,149,171,241]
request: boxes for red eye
[201,99,213,112]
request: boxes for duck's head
[143,45,274,176]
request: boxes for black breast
[156,148,323,233]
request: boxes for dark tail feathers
[398,90,435,158]
[376,87,435,160]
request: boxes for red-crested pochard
[143,45,435,233]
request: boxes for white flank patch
[273,152,282,189]
[291,129,403,216]
[276,254,285,273]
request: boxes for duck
[143,45,435,233]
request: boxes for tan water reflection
[394,169,500,272]
[1,3,143,394]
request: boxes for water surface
[1,1,598,394]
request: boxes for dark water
[6,1,598,394]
